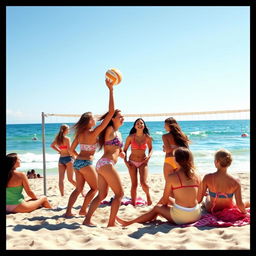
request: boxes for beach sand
[6,172,250,250]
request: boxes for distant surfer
[241,133,249,137]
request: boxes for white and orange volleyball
[105,68,122,85]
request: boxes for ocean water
[6,120,250,175]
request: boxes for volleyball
[105,68,122,85]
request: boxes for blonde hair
[215,149,232,168]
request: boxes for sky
[6,6,250,124]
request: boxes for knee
[131,182,138,189]
[115,190,124,199]
[140,181,149,189]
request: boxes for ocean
[6,120,250,176]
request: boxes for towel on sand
[183,207,250,227]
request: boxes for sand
[6,172,250,250]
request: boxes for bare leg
[127,164,138,206]
[65,170,85,217]
[13,196,52,213]
[58,164,66,196]
[66,162,76,187]
[98,164,124,227]
[116,205,174,226]
[83,174,108,226]
[79,165,98,215]
[139,164,152,205]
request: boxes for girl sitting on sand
[162,117,190,181]
[64,79,115,217]
[197,149,250,214]
[6,153,52,213]
[123,118,153,206]
[51,124,76,196]
[116,147,202,226]
[83,109,125,227]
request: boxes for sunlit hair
[98,109,121,150]
[174,147,196,179]
[54,124,69,145]
[6,153,18,187]
[129,118,150,136]
[215,149,232,168]
[165,117,190,148]
[73,112,93,139]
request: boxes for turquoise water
[6,120,250,175]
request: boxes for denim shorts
[73,159,93,170]
[59,156,73,165]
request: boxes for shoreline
[6,172,250,250]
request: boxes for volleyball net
[41,109,250,195]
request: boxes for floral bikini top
[80,143,98,151]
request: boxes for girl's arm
[161,175,173,205]
[197,175,208,203]
[162,134,172,153]
[234,181,247,214]
[66,137,74,157]
[123,136,131,162]
[70,137,79,158]
[92,79,115,137]
[50,140,61,154]
[21,173,38,200]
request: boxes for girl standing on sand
[51,124,76,196]
[64,79,115,217]
[83,109,125,227]
[123,118,153,206]
[162,117,190,181]
[6,153,52,213]
[198,149,250,214]
[116,147,202,226]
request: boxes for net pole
[41,112,47,196]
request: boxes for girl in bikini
[64,79,115,217]
[51,124,76,196]
[123,118,153,206]
[162,117,190,181]
[198,149,250,214]
[6,153,52,213]
[116,147,202,226]
[83,109,125,227]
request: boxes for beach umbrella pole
[41,112,47,196]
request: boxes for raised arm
[21,173,38,200]
[92,79,115,136]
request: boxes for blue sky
[6,6,250,124]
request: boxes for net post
[41,112,47,196]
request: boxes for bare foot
[115,216,129,226]
[147,198,152,206]
[43,200,52,209]
[64,212,76,218]
[82,220,97,227]
[79,210,87,216]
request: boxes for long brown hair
[165,117,190,148]
[174,147,196,179]
[6,153,18,187]
[98,109,120,150]
[54,124,69,145]
[73,112,93,139]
